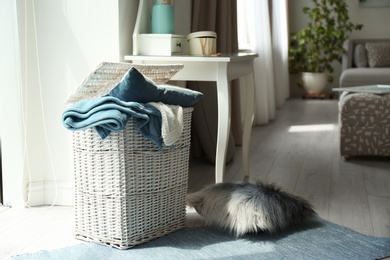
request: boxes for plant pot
[302,72,328,94]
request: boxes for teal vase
[151,2,175,34]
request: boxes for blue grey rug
[12,218,390,260]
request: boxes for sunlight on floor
[288,124,336,133]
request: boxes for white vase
[302,72,328,94]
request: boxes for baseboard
[27,181,74,206]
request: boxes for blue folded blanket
[62,96,163,149]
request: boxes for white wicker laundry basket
[70,62,192,249]
[73,107,193,249]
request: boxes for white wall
[288,0,390,96]
[0,0,26,207]
[0,0,138,207]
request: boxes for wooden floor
[2,98,390,259]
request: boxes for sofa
[338,38,390,158]
[340,38,390,87]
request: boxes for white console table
[124,53,258,183]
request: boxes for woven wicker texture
[73,107,193,249]
[66,62,184,104]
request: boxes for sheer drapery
[272,0,290,108]
[238,0,289,125]
[188,0,239,163]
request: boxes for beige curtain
[188,0,241,164]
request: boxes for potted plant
[288,0,363,94]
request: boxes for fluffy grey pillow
[365,42,390,68]
[354,44,368,68]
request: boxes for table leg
[242,72,255,179]
[215,63,230,183]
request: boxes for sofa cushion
[354,44,368,67]
[365,42,390,67]
[339,68,390,87]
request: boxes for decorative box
[134,34,184,56]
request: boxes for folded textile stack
[62,66,203,149]
[62,97,162,145]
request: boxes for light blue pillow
[109,67,203,107]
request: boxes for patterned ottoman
[339,91,390,157]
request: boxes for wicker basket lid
[65,62,183,104]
